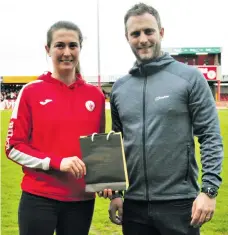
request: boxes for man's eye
[131,32,140,37]
[56,44,64,48]
[145,29,154,35]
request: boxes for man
[108,3,223,235]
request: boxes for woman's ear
[45,45,51,57]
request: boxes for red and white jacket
[5,72,105,201]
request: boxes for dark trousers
[18,191,95,235]
[122,199,200,235]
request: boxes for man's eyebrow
[55,41,64,44]
[145,28,156,32]
[130,28,155,35]
[143,27,155,31]
[54,41,78,44]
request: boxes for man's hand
[60,156,86,179]
[191,192,216,227]
[108,198,123,225]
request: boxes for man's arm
[110,91,123,134]
[188,70,223,189]
[106,88,124,225]
[188,70,223,227]
[110,89,124,200]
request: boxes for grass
[1,109,228,235]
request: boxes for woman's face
[46,29,81,74]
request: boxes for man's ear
[45,45,51,57]
[160,27,164,40]
[125,31,129,42]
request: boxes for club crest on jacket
[85,101,95,111]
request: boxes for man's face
[126,13,164,63]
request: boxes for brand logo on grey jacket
[155,96,169,101]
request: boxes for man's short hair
[124,3,162,33]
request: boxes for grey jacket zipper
[142,76,149,200]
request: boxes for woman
[5,21,106,235]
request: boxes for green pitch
[1,110,228,235]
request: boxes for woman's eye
[70,43,78,48]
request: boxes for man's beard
[132,43,161,64]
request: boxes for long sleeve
[110,92,123,135]
[188,70,224,189]
[5,85,62,170]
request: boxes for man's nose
[139,32,148,44]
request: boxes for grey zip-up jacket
[110,53,223,201]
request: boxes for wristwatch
[201,187,218,198]
[110,191,123,200]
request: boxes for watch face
[207,188,218,197]
[209,188,217,195]
[202,187,218,198]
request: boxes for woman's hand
[60,156,86,179]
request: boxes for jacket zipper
[142,76,149,200]
[185,145,190,181]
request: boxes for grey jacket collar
[129,52,175,76]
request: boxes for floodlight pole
[97,0,101,89]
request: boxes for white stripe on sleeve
[9,148,51,170]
